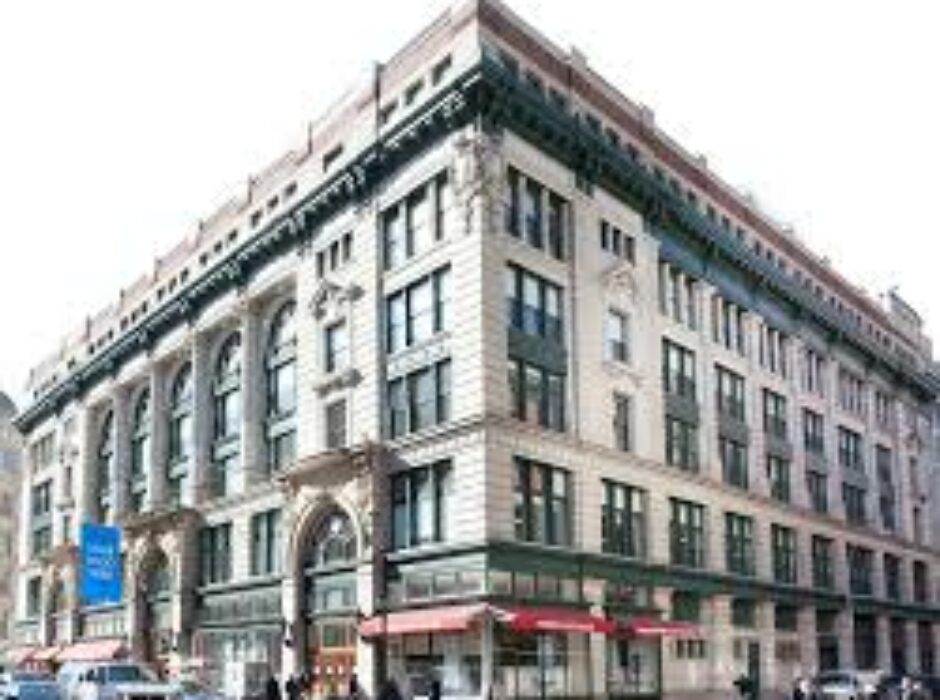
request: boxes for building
[11,1,940,698]
[0,391,22,662]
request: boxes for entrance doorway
[140,550,172,670]
[301,510,358,697]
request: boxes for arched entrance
[300,508,359,698]
[138,549,172,669]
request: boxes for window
[506,265,563,343]
[716,365,745,420]
[324,320,348,373]
[662,339,696,399]
[168,363,193,469]
[391,460,453,550]
[665,416,698,472]
[601,480,645,558]
[775,604,798,632]
[505,166,567,260]
[767,454,791,503]
[720,438,748,490]
[807,471,828,514]
[26,577,41,618]
[96,410,114,523]
[266,301,296,472]
[599,219,634,263]
[884,554,901,601]
[711,295,746,355]
[250,509,281,576]
[672,591,702,622]
[514,458,571,546]
[876,446,896,532]
[847,544,873,596]
[843,484,867,526]
[838,368,866,416]
[725,513,755,577]
[670,498,705,568]
[658,262,698,329]
[771,524,797,584]
[758,324,789,378]
[913,561,929,604]
[612,393,632,452]
[30,432,55,470]
[507,358,565,432]
[431,54,452,85]
[30,481,52,557]
[875,390,894,431]
[199,523,232,585]
[386,266,451,353]
[211,333,241,498]
[802,347,826,396]
[762,389,788,440]
[386,359,451,438]
[803,409,824,455]
[837,427,863,471]
[605,310,629,363]
[325,400,347,450]
[129,388,151,513]
[812,536,834,590]
[383,171,450,270]
[732,598,756,628]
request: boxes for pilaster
[148,365,168,509]
[190,334,212,505]
[240,302,265,488]
[111,386,131,519]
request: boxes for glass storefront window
[494,628,590,699]
[607,637,660,696]
[388,632,481,698]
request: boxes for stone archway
[134,546,172,667]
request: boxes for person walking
[266,676,282,700]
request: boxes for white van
[70,663,177,700]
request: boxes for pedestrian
[379,678,402,700]
[429,678,441,700]
[285,674,300,700]
[266,675,281,700]
[348,673,360,700]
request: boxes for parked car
[72,663,178,700]
[815,670,887,700]
[169,681,223,700]
[1,678,61,700]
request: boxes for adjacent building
[0,391,22,662]
[11,1,940,698]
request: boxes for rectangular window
[720,438,748,490]
[803,409,825,455]
[875,390,894,431]
[876,445,896,532]
[716,365,745,420]
[812,536,834,589]
[385,266,451,353]
[599,219,635,263]
[837,427,863,471]
[324,320,348,373]
[843,483,867,526]
[771,524,798,584]
[665,416,698,472]
[199,523,232,585]
[767,454,791,503]
[711,296,746,355]
[250,509,281,576]
[807,470,828,514]
[383,171,450,270]
[612,393,632,452]
[605,310,629,363]
[758,324,789,378]
[391,460,453,550]
[725,513,755,577]
[507,358,566,432]
[514,458,572,546]
[762,389,788,440]
[802,348,826,396]
[884,554,901,601]
[385,359,452,439]
[732,598,756,628]
[26,577,41,618]
[670,498,705,568]
[913,561,929,604]
[838,368,866,416]
[662,339,696,399]
[847,544,873,596]
[325,400,347,450]
[505,264,564,344]
[658,262,698,330]
[601,480,645,558]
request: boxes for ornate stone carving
[308,280,362,321]
[603,261,639,302]
[313,367,362,397]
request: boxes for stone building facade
[11,1,940,699]
[0,392,22,661]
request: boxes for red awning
[7,646,39,665]
[359,603,489,637]
[619,617,699,637]
[57,639,125,662]
[494,606,615,634]
[31,646,64,662]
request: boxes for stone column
[111,385,131,519]
[836,609,855,672]
[710,595,735,693]
[875,615,891,671]
[75,403,97,529]
[797,606,818,677]
[756,600,777,695]
[905,620,921,674]
[240,303,265,489]
[148,364,168,510]
[190,335,212,506]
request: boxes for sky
[1,0,938,408]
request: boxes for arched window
[167,362,193,506]
[266,301,296,472]
[211,332,241,498]
[129,389,151,513]
[96,410,114,523]
[309,511,356,569]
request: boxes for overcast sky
[1,0,938,408]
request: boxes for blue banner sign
[80,523,122,605]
